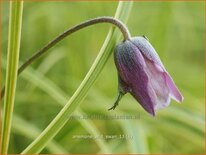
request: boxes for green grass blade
[76,110,111,153]
[3,53,112,153]
[21,1,133,153]
[21,66,112,153]
[12,115,68,154]
[123,121,149,153]
[1,1,23,154]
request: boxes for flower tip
[150,110,156,117]
[164,72,184,103]
[144,106,156,116]
[181,96,184,102]
[177,94,184,103]
[172,89,184,103]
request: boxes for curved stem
[18,17,130,74]
[0,16,131,98]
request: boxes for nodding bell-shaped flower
[109,36,183,116]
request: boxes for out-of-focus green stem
[1,1,23,154]
[21,1,133,154]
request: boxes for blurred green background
[1,1,205,154]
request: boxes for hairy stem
[0,17,131,98]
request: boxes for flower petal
[143,56,171,111]
[164,72,184,102]
[132,36,183,107]
[114,41,157,116]
[131,36,165,70]
[114,36,183,116]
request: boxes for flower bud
[112,36,183,116]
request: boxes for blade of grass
[23,48,66,95]
[21,1,133,154]
[76,110,111,153]
[1,57,68,153]
[1,1,23,154]
[21,65,112,153]
[122,120,149,153]
[12,115,68,154]
[2,54,112,153]
[3,57,108,153]
[143,116,204,147]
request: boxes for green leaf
[21,66,112,153]
[122,121,149,153]
[21,1,133,154]
[12,115,68,154]
[1,1,23,154]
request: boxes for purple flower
[109,36,183,116]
